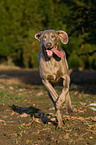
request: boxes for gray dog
[35,30,73,127]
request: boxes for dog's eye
[51,35,55,38]
[43,35,47,39]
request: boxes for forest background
[0,0,96,69]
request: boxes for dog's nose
[46,42,52,48]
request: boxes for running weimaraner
[35,29,73,127]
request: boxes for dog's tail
[68,68,73,75]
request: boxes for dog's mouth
[45,46,64,58]
[46,49,53,57]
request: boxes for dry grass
[0,65,96,145]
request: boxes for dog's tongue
[51,47,64,58]
[46,50,53,57]
[46,47,64,58]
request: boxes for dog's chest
[40,57,64,82]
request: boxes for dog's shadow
[11,105,57,126]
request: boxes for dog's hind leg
[66,92,73,113]
[56,75,73,113]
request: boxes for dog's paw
[67,108,73,114]
[56,124,64,130]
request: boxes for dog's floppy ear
[35,31,42,41]
[56,30,68,44]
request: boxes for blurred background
[0,0,96,69]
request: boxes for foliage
[66,0,96,44]
[68,54,84,68]
[64,0,96,69]
[0,0,96,68]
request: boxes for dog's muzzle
[46,42,52,49]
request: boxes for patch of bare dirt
[0,65,96,145]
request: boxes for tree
[62,0,96,69]
[67,0,96,44]
[0,0,95,69]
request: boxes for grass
[0,66,96,145]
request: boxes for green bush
[92,53,96,69]
[68,54,84,68]
[31,52,39,68]
[0,0,95,69]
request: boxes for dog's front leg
[42,79,58,101]
[47,90,63,127]
[56,75,73,113]
[42,79,63,127]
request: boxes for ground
[0,65,96,145]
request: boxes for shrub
[68,54,84,68]
[92,53,96,69]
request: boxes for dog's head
[35,30,68,58]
